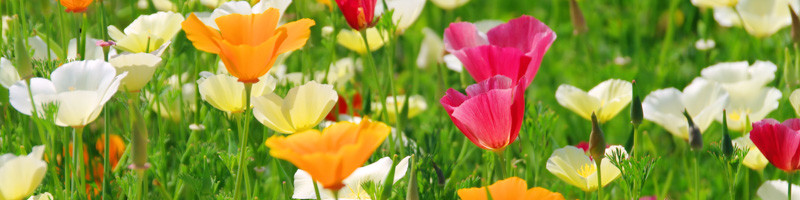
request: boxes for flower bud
[684,110,703,150]
[569,0,588,35]
[790,6,800,44]
[721,110,734,158]
[13,34,33,80]
[631,80,643,126]
[589,112,606,161]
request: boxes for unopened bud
[790,6,800,44]
[631,80,643,126]
[721,110,734,158]
[13,35,33,80]
[589,112,606,161]
[684,110,703,150]
[569,0,588,35]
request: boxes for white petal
[430,0,470,10]
[757,180,800,200]
[27,36,57,60]
[443,54,463,72]
[0,146,47,200]
[714,6,741,27]
[643,88,688,139]
[9,78,58,117]
[0,57,20,88]
[791,89,800,116]
[387,0,425,32]
[67,37,105,61]
[587,79,632,122]
[286,81,338,132]
[55,91,103,127]
[417,28,444,69]
[682,78,728,133]
[110,53,162,92]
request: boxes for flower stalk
[233,83,253,200]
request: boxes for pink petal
[783,118,800,131]
[750,119,800,172]
[453,46,532,87]
[465,74,514,97]
[443,22,488,53]
[440,88,468,114]
[486,15,555,85]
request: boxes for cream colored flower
[26,192,53,200]
[643,78,729,140]
[695,39,716,51]
[736,0,799,38]
[0,57,20,88]
[757,180,800,200]
[691,0,737,8]
[9,60,127,127]
[733,134,769,170]
[27,36,57,60]
[430,0,470,10]
[791,89,800,117]
[0,145,47,200]
[714,7,742,27]
[196,0,292,29]
[108,11,184,54]
[252,81,337,133]
[109,53,162,92]
[546,145,626,192]
[197,72,276,114]
[701,61,781,131]
[372,95,428,123]
[385,0,425,32]
[337,28,390,54]
[417,28,445,69]
[292,156,411,199]
[555,79,632,123]
[67,37,105,61]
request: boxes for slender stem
[233,83,254,200]
[694,151,700,200]
[745,168,750,200]
[633,124,640,158]
[596,159,602,200]
[725,161,734,200]
[789,172,794,200]
[359,29,393,154]
[494,150,507,179]
[313,180,322,200]
[74,126,85,199]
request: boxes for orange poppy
[59,0,94,13]
[265,118,390,190]
[182,8,314,83]
[95,134,126,168]
[457,177,565,200]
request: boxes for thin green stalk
[694,151,700,200]
[633,124,640,158]
[313,181,322,200]
[494,150,507,180]
[359,29,392,154]
[724,161,734,200]
[73,126,85,199]
[596,158,602,200]
[233,83,254,200]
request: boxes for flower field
[2,0,800,199]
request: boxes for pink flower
[95,40,116,47]
[443,15,556,88]
[335,0,379,31]
[440,75,525,151]
[750,118,800,172]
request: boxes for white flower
[27,36,57,60]
[292,156,411,200]
[417,28,445,69]
[0,57,20,88]
[714,7,742,27]
[108,11,185,54]
[9,60,127,127]
[695,38,716,51]
[643,78,729,140]
[195,0,292,29]
[701,61,781,131]
[26,192,53,200]
[613,56,631,66]
[385,0,425,32]
[555,79,632,123]
[430,0,470,10]
[197,72,277,114]
[252,81,337,133]
[736,0,799,38]
[109,53,162,92]
[0,145,47,200]
[757,180,800,200]
[443,54,463,72]
[546,145,626,192]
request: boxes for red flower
[749,119,800,172]
[325,93,363,121]
[335,0,379,31]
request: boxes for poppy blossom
[749,118,800,172]
[182,8,314,83]
[59,0,93,13]
[265,119,390,190]
[0,146,47,200]
[457,177,565,200]
[555,79,632,123]
[443,15,556,89]
[335,0,379,31]
[440,75,525,152]
[546,145,627,191]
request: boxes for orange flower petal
[457,177,564,200]
[60,0,93,12]
[182,13,223,54]
[215,9,280,46]
[526,187,566,200]
[275,18,316,54]
[218,35,281,83]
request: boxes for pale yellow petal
[588,79,632,122]
[336,28,389,54]
[286,81,338,132]
[253,94,295,133]
[555,84,600,121]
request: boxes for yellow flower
[733,134,769,170]
[546,145,626,191]
[197,73,276,114]
[555,79,632,123]
[0,145,47,200]
[791,89,800,117]
[337,28,389,54]
[108,11,184,54]
[457,177,565,200]
[253,81,338,133]
[265,119,390,190]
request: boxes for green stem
[359,29,392,154]
[73,126,85,199]
[694,151,700,200]
[633,124,640,158]
[233,83,253,200]
[596,158,602,200]
[313,180,322,200]
[725,161,734,200]
[494,150,507,180]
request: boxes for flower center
[68,86,76,91]
[577,163,596,178]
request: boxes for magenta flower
[749,118,800,172]
[440,75,525,151]
[443,15,556,88]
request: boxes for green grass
[1,0,797,199]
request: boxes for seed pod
[631,80,643,126]
[589,112,606,161]
[790,6,800,44]
[569,0,588,35]
[721,110,734,157]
